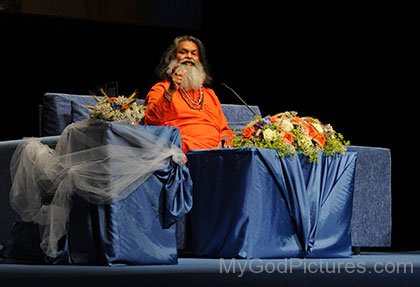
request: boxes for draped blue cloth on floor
[187,147,357,258]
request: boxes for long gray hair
[155,35,213,86]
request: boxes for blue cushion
[41,93,97,136]
[71,100,90,122]
[222,104,261,132]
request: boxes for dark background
[0,1,416,249]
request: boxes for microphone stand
[221,83,259,117]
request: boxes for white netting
[9,119,186,258]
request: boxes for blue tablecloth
[187,147,357,258]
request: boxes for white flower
[281,119,294,132]
[263,128,278,141]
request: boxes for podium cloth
[9,120,192,265]
[187,147,357,258]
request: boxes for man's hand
[171,63,187,90]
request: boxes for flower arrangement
[232,111,350,162]
[87,88,146,123]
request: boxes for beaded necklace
[180,87,204,110]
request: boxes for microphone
[221,83,259,117]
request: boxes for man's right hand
[171,63,187,89]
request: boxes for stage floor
[1,251,420,287]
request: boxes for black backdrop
[0,2,416,249]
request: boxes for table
[187,147,357,258]
[62,121,193,265]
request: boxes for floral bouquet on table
[232,111,350,162]
[87,88,146,124]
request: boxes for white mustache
[179,59,196,65]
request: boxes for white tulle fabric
[9,119,186,258]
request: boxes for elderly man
[144,35,235,154]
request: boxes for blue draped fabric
[65,123,192,265]
[187,147,357,258]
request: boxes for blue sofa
[0,92,391,252]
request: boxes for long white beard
[167,60,206,90]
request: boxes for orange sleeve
[144,81,174,126]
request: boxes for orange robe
[144,81,235,154]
